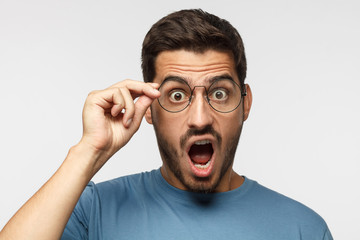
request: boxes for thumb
[130,95,155,129]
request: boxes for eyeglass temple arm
[242,84,247,96]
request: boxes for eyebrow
[163,75,188,84]
[162,74,235,85]
[207,74,234,84]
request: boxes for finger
[124,82,160,99]
[109,80,160,99]
[87,88,125,118]
[86,89,119,110]
[118,87,136,127]
[110,88,125,117]
[129,95,155,131]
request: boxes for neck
[160,165,244,193]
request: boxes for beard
[154,124,242,194]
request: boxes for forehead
[154,49,238,85]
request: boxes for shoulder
[245,178,331,237]
[83,169,158,199]
[97,169,157,188]
[249,179,324,220]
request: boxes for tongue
[188,144,213,164]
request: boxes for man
[0,9,332,239]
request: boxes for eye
[210,89,228,101]
[169,91,186,102]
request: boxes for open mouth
[188,140,214,170]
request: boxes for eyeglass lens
[157,78,242,113]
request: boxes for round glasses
[157,77,246,113]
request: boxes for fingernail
[126,118,133,127]
[150,82,159,88]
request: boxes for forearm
[0,80,159,240]
[0,143,104,240]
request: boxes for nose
[186,87,214,129]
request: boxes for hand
[0,80,160,240]
[79,79,160,169]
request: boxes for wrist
[64,141,112,181]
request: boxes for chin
[154,120,242,194]
[185,177,220,194]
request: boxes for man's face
[146,49,251,193]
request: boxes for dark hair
[141,9,247,88]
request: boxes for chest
[87,197,298,240]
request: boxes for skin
[145,49,252,193]
[0,49,252,239]
[0,80,161,239]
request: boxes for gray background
[1,0,359,239]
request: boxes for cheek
[152,107,185,139]
[162,117,186,137]
[218,114,243,141]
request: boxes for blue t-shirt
[62,169,333,240]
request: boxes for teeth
[194,160,211,169]
[194,140,211,145]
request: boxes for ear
[145,106,153,124]
[243,84,252,121]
